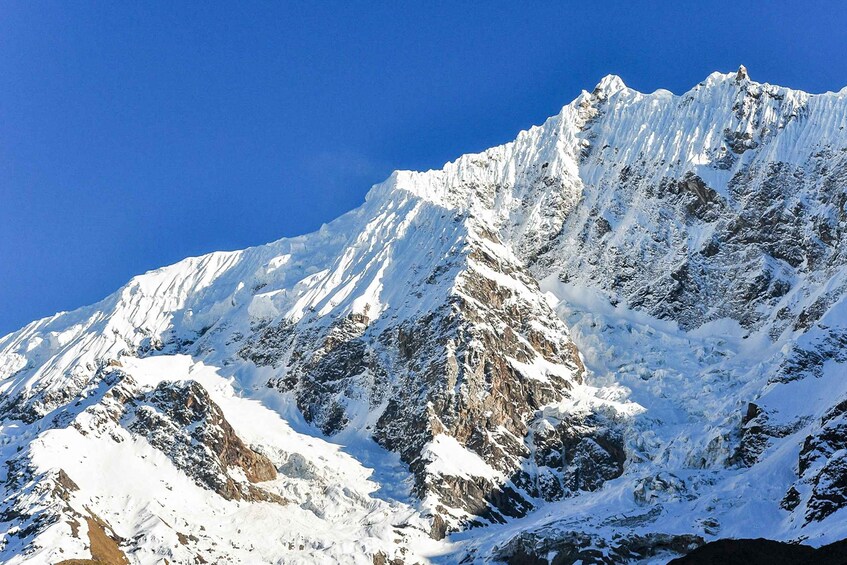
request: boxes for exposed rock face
[535,134,847,334]
[491,528,704,565]
[72,515,130,565]
[0,366,292,562]
[732,402,800,467]
[517,407,626,501]
[794,398,847,522]
[242,223,589,526]
[125,380,280,502]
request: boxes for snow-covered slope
[2,68,847,564]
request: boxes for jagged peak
[592,74,627,98]
[701,69,746,87]
[362,68,845,213]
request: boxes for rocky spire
[735,64,749,82]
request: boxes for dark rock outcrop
[796,397,847,522]
[669,538,847,565]
[492,528,704,565]
[125,380,281,502]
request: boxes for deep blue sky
[2,1,846,335]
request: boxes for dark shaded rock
[678,173,724,221]
[493,529,703,565]
[372,551,405,565]
[724,128,759,154]
[731,403,800,467]
[125,380,280,502]
[633,472,692,505]
[669,538,847,565]
[781,486,801,511]
[430,513,448,541]
[776,394,847,523]
[238,321,295,368]
[53,469,79,501]
[519,410,626,501]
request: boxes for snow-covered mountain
[2,67,847,564]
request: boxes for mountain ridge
[2,69,847,563]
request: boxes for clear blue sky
[2,1,846,335]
